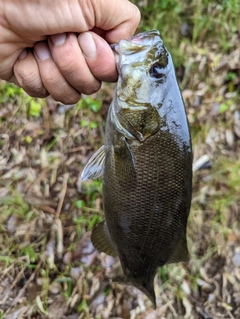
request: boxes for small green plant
[40,268,50,308]
[24,135,33,144]
[20,245,38,263]
[80,118,98,129]
[78,299,88,313]
[74,215,89,236]
[0,256,14,267]
[1,191,32,219]
[84,97,101,113]
[158,265,169,282]
[0,82,24,103]
[218,100,232,113]
[76,96,101,113]
[88,213,101,230]
[75,200,85,209]
[56,277,73,298]
[28,98,43,117]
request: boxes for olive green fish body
[81,30,192,306]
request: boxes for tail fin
[140,280,156,309]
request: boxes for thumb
[79,32,117,82]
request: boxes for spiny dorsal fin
[81,145,105,182]
[167,235,189,264]
[91,221,118,257]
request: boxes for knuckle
[27,90,49,98]
[81,81,101,95]
[44,72,62,87]
[95,67,117,82]
[51,89,81,105]
[14,54,47,97]
[63,93,81,105]
[55,57,76,75]
[16,70,47,97]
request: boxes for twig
[188,295,213,319]
[38,205,56,215]
[10,266,25,290]
[23,195,57,207]
[56,172,69,219]
[193,154,210,173]
[82,207,102,214]
[24,168,48,195]
[11,261,42,306]
[56,218,63,259]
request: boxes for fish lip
[111,30,162,56]
[110,43,121,73]
[111,30,164,74]
[129,29,161,44]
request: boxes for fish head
[112,30,173,108]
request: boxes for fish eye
[149,63,166,79]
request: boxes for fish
[81,30,192,307]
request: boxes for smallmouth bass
[81,30,192,307]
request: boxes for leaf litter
[0,8,240,319]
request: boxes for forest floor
[0,1,240,319]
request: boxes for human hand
[0,0,140,103]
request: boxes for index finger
[90,0,141,43]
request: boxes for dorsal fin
[167,235,189,264]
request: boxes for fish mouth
[111,30,163,74]
[128,29,161,44]
[111,29,161,54]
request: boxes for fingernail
[79,33,97,59]
[35,42,51,61]
[19,49,27,60]
[51,33,67,46]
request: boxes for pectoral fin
[167,236,189,264]
[91,221,118,257]
[81,145,105,182]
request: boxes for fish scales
[81,30,192,306]
[104,127,191,271]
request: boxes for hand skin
[0,0,140,104]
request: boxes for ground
[0,1,240,318]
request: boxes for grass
[0,0,240,318]
[133,0,240,66]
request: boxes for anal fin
[91,221,118,257]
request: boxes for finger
[78,32,117,82]
[34,41,81,104]
[14,49,48,98]
[92,0,141,43]
[48,33,101,95]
